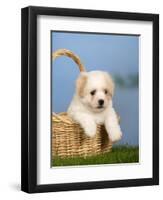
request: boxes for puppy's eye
[104,89,108,94]
[90,90,96,96]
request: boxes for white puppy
[67,71,122,143]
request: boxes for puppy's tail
[52,49,86,72]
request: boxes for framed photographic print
[21,6,159,193]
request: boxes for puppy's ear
[104,72,115,97]
[76,72,88,97]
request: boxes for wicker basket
[51,49,114,158]
[52,112,112,158]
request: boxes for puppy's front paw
[83,122,97,138]
[109,129,122,143]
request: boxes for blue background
[52,31,139,146]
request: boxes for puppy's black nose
[98,99,104,106]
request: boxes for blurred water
[113,88,139,146]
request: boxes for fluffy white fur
[67,71,122,143]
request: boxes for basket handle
[52,49,86,72]
[52,49,86,119]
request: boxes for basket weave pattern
[52,113,112,158]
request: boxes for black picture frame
[21,6,159,193]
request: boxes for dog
[67,70,122,142]
[53,49,122,143]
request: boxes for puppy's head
[76,71,114,112]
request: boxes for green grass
[52,146,139,167]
